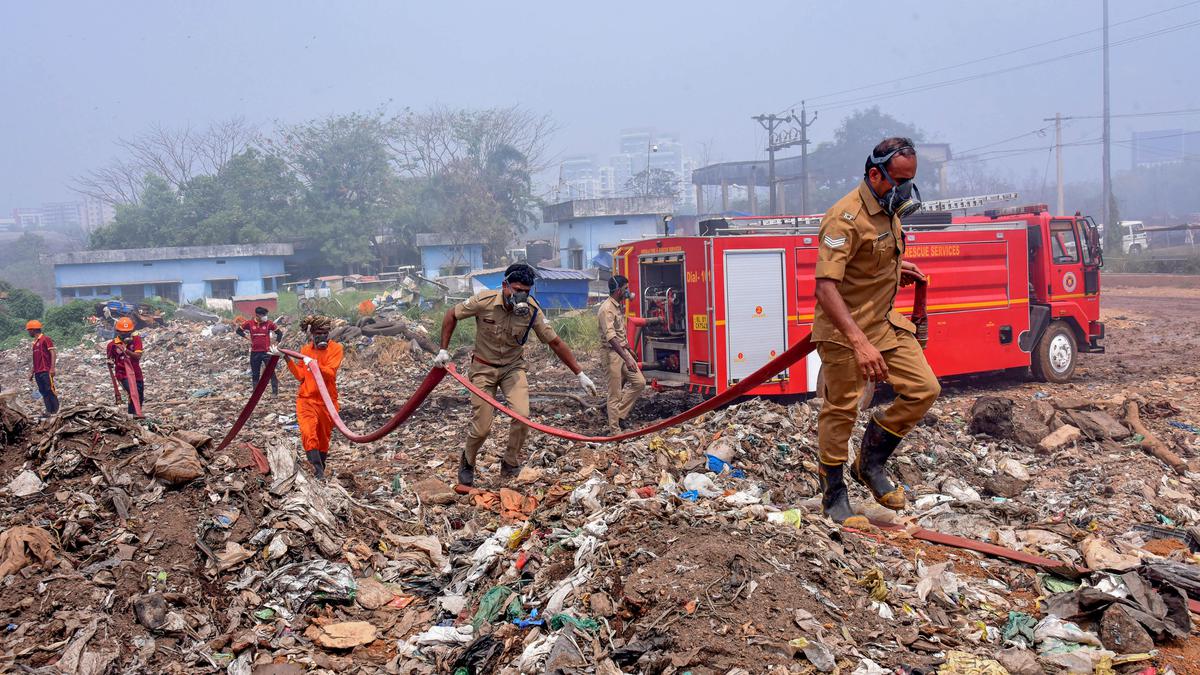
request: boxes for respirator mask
[505,281,533,317]
[312,332,330,349]
[867,146,923,218]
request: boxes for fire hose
[215,280,928,451]
[109,358,143,417]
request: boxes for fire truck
[615,196,1105,397]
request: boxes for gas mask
[116,332,132,342]
[312,332,330,349]
[877,170,922,218]
[507,289,532,317]
[867,146,923,218]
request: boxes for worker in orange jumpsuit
[273,315,342,480]
[107,317,146,415]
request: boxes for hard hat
[115,317,136,332]
[25,320,42,330]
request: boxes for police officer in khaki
[813,137,941,528]
[597,275,658,433]
[435,263,597,486]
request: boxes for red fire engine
[615,197,1105,397]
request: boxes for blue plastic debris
[706,454,746,478]
[513,608,544,629]
[679,490,699,502]
[1168,421,1200,434]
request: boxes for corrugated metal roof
[534,266,591,281]
[415,233,485,247]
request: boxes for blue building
[50,243,293,305]
[415,233,485,279]
[470,266,592,310]
[541,197,674,270]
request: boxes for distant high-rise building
[39,201,84,231]
[82,197,115,233]
[12,208,44,229]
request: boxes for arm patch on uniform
[823,234,847,249]
[841,211,855,222]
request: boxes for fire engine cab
[615,198,1104,398]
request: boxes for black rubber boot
[850,417,906,511]
[819,463,869,528]
[305,450,326,481]
[458,453,475,487]
[500,461,520,480]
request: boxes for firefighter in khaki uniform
[597,275,661,433]
[435,264,598,487]
[813,137,941,528]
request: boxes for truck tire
[1128,244,1143,256]
[1031,321,1077,383]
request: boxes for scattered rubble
[0,282,1198,672]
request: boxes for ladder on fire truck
[707,192,1020,235]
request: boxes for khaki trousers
[465,362,530,467]
[605,350,646,431]
[816,328,940,465]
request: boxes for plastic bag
[261,559,356,619]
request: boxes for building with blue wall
[415,233,485,279]
[470,266,592,310]
[541,197,674,270]
[50,243,293,305]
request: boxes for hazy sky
[3,0,1197,213]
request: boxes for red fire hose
[216,336,815,451]
[106,362,122,405]
[214,280,927,449]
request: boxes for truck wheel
[1031,321,1077,383]
[1129,244,1143,256]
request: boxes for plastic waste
[1034,615,1103,650]
[682,472,722,498]
[851,659,890,675]
[549,613,601,633]
[513,608,544,629]
[471,585,522,630]
[940,477,981,502]
[767,509,804,527]
[260,559,356,619]
[678,490,699,502]
[938,651,1008,675]
[722,484,762,506]
[706,454,746,478]
[412,624,474,646]
[1002,611,1037,648]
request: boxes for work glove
[578,372,598,396]
[433,349,452,369]
[267,345,282,357]
[302,355,314,367]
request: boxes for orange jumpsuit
[285,341,343,455]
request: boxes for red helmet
[114,317,136,332]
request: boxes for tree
[624,168,681,199]
[808,107,924,207]
[73,118,257,205]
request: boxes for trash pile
[1,292,1199,672]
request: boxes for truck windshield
[1050,219,1079,264]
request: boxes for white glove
[302,355,314,367]
[267,345,282,357]
[578,372,597,396]
[433,349,451,368]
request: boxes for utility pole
[1043,113,1067,215]
[752,110,809,214]
[799,103,818,215]
[1101,0,1112,230]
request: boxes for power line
[1061,107,1200,120]
[811,18,1200,112]
[775,0,1200,114]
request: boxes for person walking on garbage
[274,315,342,480]
[26,320,59,415]
[597,275,660,433]
[812,137,940,528]
[106,317,146,415]
[237,306,283,396]
[434,263,598,487]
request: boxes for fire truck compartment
[723,250,788,384]
[639,253,688,381]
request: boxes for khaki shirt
[812,180,916,350]
[454,290,558,366]
[596,297,628,351]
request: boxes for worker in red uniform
[274,315,342,480]
[26,320,59,415]
[236,306,283,396]
[107,317,146,415]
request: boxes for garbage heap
[1,322,1199,673]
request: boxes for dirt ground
[1,276,1199,673]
